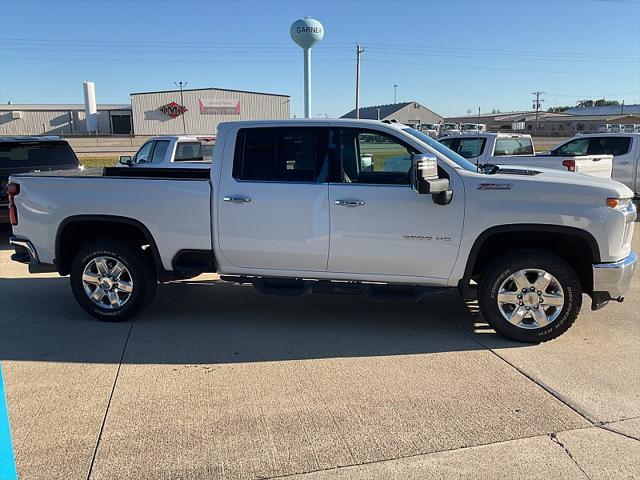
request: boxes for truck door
[587,136,634,189]
[327,127,464,280]
[217,126,330,271]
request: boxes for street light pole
[355,44,365,119]
[174,81,187,134]
[394,84,398,103]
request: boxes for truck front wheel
[70,240,157,322]
[477,249,582,343]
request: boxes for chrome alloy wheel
[497,269,565,329]
[82,256,134,309]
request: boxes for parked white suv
[8,119,637,343]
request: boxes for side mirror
[411,154,452,205]
[119,155,132,166]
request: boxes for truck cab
[119,135,214,169]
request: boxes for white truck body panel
[551,133,640,196]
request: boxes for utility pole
[174,81,187,134]
[393,83,398,103]
[355,44,364,119]
[532,91,545,134]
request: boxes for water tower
[290,17,324,118]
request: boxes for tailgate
[573,155,613,178]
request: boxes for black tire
[477,248,582,343]
[70,240,157,322]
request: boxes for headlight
[607,197,636,213]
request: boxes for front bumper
[8,236,57,273]
[591,251,637,309]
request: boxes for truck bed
[9,167,212,270]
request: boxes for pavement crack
[85,316,136,480]
[549,432,591,479]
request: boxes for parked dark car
[1,136,80,223]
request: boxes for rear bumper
[591,251,637,309]
[8,236,57,273]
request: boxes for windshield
[403,128,479,172]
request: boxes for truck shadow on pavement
[0,275,525,366]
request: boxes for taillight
[562,159,576,172]
[7,182,19,226]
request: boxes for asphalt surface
[0,225,638,480]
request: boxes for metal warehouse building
[342,102,443,125]
[130,87,290,135]
[0,104,132,135]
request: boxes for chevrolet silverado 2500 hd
[8,119,637,342]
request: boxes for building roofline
[130,86,290,98]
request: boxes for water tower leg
[304,48,311,118]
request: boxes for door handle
[223,195,252,203]
[619,161,631,165]
[334,199,365,207]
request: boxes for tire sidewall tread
[478,248,582,343]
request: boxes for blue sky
[0,0,639,117]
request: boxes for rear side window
[233,127,328,182]
[587,137,631,156]
[175,142,204,161]
[438,138,454,148]
[457,138,486,158]
[494,137,534,156]
[0,141,78,168]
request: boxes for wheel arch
[460,224,600,297]
[55,215,164,277]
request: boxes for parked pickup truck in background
[118,135,214,168]
[1,136,81,223]
[549,133,640,198]
[439,133,613,178]
[8,119,637,343]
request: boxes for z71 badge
[478,183,513,190]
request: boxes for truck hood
[486,164,633,198]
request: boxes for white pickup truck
[118,135,214,168]
[439,133,613,178]
[7,119,637,343]
[549,133,640,197]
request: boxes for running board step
[219,276,446,301]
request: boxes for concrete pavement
[0,226,638,479]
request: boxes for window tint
[339,129,417,184]
[233,127,328,182]
[438,138,454,148]
[457,138,486,158]
[554,138,589,156]
[151,140,170,163]
[588,137,631,156]
[175,142,204,161]
[494,137,534,156]
[135,141,154,163]
[0,141,78,168]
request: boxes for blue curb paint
[0,363,17,480]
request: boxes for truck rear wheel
[477,248,582,343]
[70,240,157,322]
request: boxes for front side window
[494,137,534,156]
[553,138,589,156]
[135,141,154,163]
[233,127,328,182]
[588,137,631,156]
[338,129,417,185]
[150,140,170,163]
